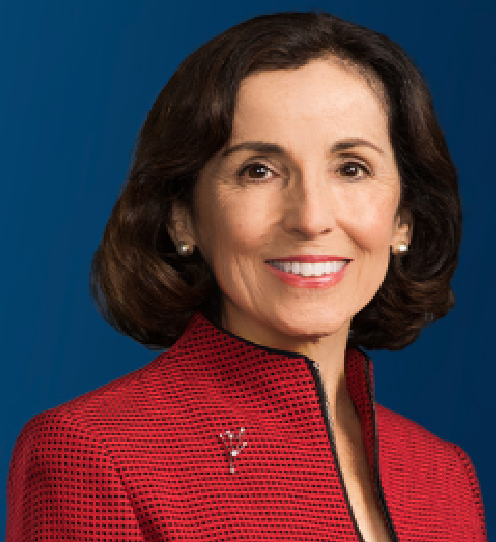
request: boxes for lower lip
[265,261,350,288]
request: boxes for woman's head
[170,56,412,352]
[90,11,461,350]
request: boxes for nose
[282,172,335,237]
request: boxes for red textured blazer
[6,312,488,541]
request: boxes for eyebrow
[221,138,384,158]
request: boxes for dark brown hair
[89,11,461,350]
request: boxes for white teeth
[269,260,348,276]
[301,262,312,276]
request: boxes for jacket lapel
[173,312,397,540]
[345,347,399,540]
[345,347,377,501]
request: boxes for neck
[220,303,353,426]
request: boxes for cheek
[338,188,399,249]
[196,189,274,266]
[344,192,398,301]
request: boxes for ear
[166,201,197,248]
[393,208,414,248]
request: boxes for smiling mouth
[266,260,351,277]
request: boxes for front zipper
[306,355,399,542]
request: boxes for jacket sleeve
[449,442,488,541]
[6,410,146,542]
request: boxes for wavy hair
[89,11,461,350]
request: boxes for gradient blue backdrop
[2,0,494,538]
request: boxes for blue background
[2,0,494,538]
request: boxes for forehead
[232,58,389,140]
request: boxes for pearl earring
[397,242,408,253]
[177,241,194,256]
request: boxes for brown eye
[338,162,370,179]
[238,162,275,182]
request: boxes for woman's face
[172,57,411,348]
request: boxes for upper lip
[265,255,351,262]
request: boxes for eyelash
[338,161,372,179]
[237,160,371,183]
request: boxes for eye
[337,161,371,179]
[237,162,276,183]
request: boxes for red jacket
[6,312,487,541]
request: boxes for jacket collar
[178,311,377,485]
[170,311,396,540]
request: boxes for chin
[270,312,350,340]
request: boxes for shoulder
[14,330,218,450]
[375,402,443,443]
[5,356,172,542]
[375,402,467,466]
[375,403,487,536]
[14,350,177,450]
[376,401,484,483]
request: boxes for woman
[7,11,487,542]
